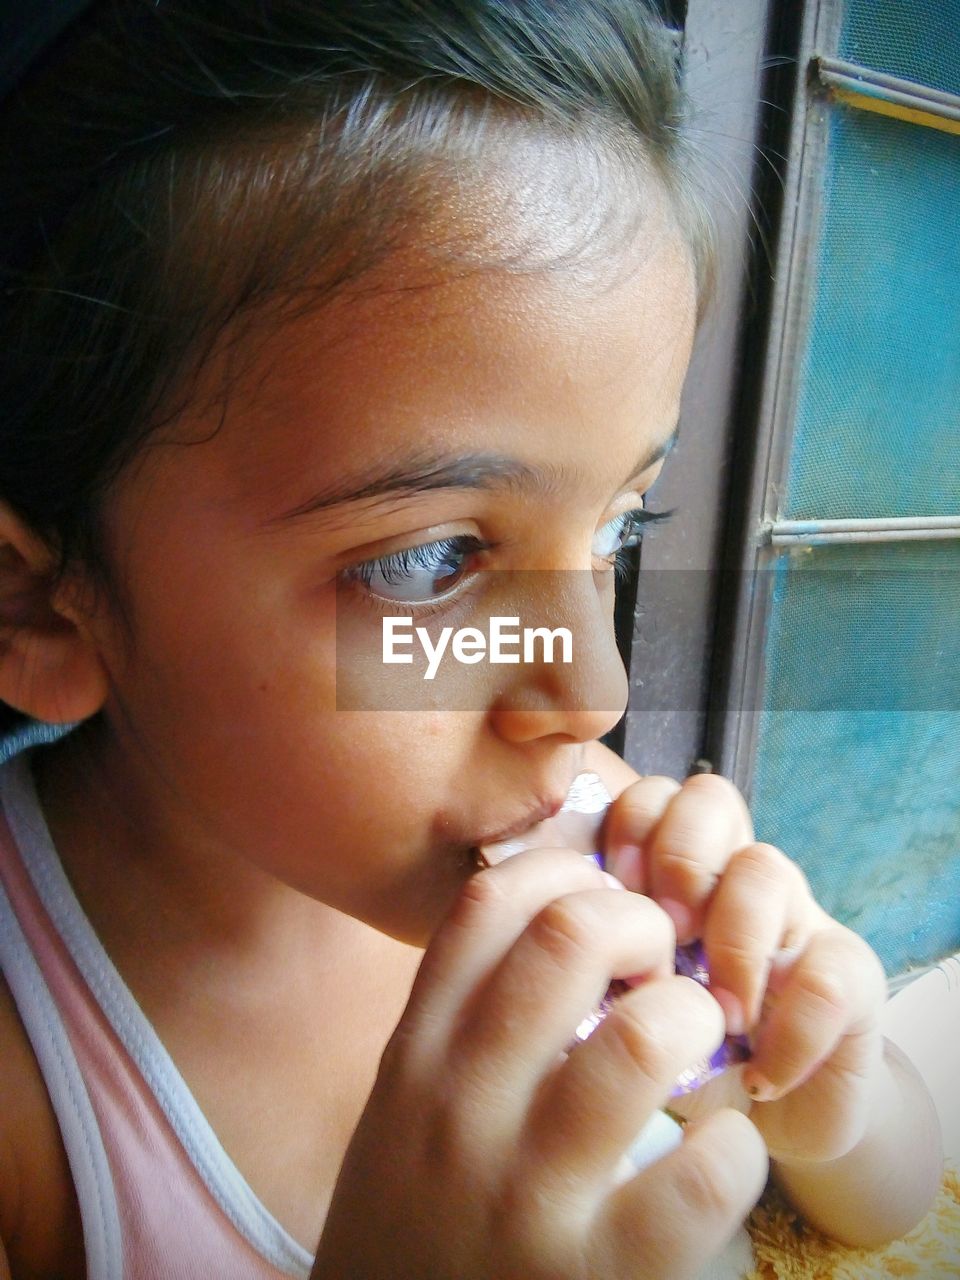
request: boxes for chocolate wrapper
[572,939,749,1096]
[670,940,751,1092]
[478,771,750,1093]
[560,778,750,1095]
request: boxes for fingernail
[743,1072,777,1103]
[709,986,745,1037]
[769,945,803,978]
[659,897,694,941]
[610,843,643,888]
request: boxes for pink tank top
[0,752,315,1280]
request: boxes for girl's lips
[470,797,567,853]
[475,771,612,867]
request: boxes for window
[620,0,960,979]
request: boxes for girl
[0,2,941,1277]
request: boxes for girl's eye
[592,506,665,560]
[343,509,669,606]
[344,534,491,604]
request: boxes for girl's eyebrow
[268,425,679,524]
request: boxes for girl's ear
[0,502,110,725]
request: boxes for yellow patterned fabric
[746,1165,960,1279]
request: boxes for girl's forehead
[131,190,696,528]
[417,118,671,270]
[249,165,688,382]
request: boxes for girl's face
[75,177,697,944]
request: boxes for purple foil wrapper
[669,941,750,1095]
[574,876,750,1094]
[531,776,750,1095]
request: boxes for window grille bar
[814,55,960,137]
[764,515,960,546]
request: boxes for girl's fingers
[595,1108,769,1280]
[399,848,610,1062]
[701,842,820,1033]
[603,775,682,891]
[449,889,676,1085]
[437,890,678,1158]
[744,927,886,1101]
[644,773,755,939]
[520,974,725,1198]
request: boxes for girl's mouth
[472,771,611,868]
[471,798,566,851]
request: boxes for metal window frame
[704,0,847,793]
[621,0,790,779]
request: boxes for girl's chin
[350,860,475,948]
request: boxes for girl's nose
[487,571,629,745]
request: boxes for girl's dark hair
[0,3,706,680]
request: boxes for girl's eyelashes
[601,507,672,586]
[340,506,670,608]
[593,506,670,560]
[342,534,493,605]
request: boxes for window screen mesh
[783,108,960,520]
[840,0,960,95]
[751,543,960,976]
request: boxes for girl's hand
[602,770,888,1167]
[311,848,767,1280]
